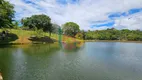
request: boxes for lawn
[0,29,82,44]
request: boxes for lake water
[0,42,142,80]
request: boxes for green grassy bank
[0,29,83,45]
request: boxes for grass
[0,29,83,44]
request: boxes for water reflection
[0,47,17,80]
[23,43,60,56]
[0,42,142,80]
[0,44,62,80]
[60,41,84,52]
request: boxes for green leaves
[0,0,15,28]
[21,14,53,33]
[62,22,80,37]
[84,29,142,41]
[22,14,51,29]
[75,33,83,39]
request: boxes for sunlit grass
[0,29,83,44]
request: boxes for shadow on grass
[0,33,19,45]
[28,36,56,43]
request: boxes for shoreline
[0,40,142,45]
[85,40,142,43]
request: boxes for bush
[75,33,83,39]
[33,27,44,37]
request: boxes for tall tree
[21,14,52,35]
[62,22,80,37]
[0,0,15,28]
[51,23,60,34]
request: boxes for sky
[6,0,142,30]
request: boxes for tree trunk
[49,32,51,37]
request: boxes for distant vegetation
[84,28,142,41]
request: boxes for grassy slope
[0,29,82,44]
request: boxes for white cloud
[6,0,142,30]
[114,12,142,30]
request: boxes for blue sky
[56,0,79,4]
[7,0,142,30]
[95,8,142,29]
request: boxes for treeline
[82,28,142,41]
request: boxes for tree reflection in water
[59,41,84,52]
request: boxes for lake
[0,42,142,80]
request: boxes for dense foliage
[84,28,142,41]
[21,14,60,36]
[51,23,60,34]
[75,33,83,39]
[0,0,15,28]
[62,22,80,37]
[21,14,52,33]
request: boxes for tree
[80,30,86,40]
[62,22,80,37]
[0,0,15,28]
[84,29,142,41]
[12,21,19,29]
[75,33,83,39]
[51,23,60,34]
[21,14,52,35]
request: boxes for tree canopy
[84,28,142,41]
[51,23,60,34]
[21,14,51,31]
[75,33,83,39]
[0,0,15,28]
[62,22,80,37]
